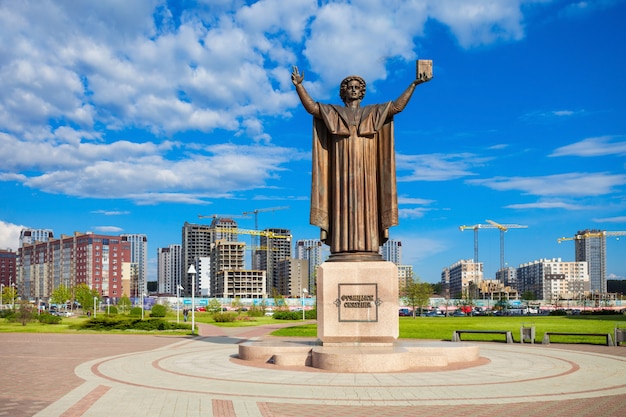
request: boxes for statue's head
[339,75,366,103]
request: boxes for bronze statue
[292,63,432,261]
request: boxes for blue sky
[1,0,625,283]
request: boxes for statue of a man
[292,65,432,261]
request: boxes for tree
[207,298,222,313]
[231,297,243,314]
[150,304,167,317]
[118,295,131,314]
[17,300,34,326]
[2,285,18,308]
[50,285,72,309]
[74,283,99,313]
[402,278,432,318]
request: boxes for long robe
[310,102,399,256]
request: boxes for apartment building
[18,232,131,301]
[517,258,589,301]
[441,259,483,299]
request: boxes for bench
[542,332,614,346]
[452,330,514,344]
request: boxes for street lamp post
[188,264,197,335]
[176,285,184,324]
[141,292,145,320]
[302,288,308,320]
[1,283,4,309]
[93,296,98,318]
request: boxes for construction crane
[242,206,289,268]
[485,219,528,271]
[557,230,626,243]
[459,223,499,263]
[242,206,289,231]
[198,214,249,221]
[459,220,528,270]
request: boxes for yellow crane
[459,223,497,263]
[557,230,626,243]
[242,206,289,268]
[485,220,528,271]
[459,220,528,270]
[242,206,289,231]
[198,214,249,221]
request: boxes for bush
[305,308,317,320]
[213,312,237,322]
[0,309,15,319]
[106,306,118,315]
[273,310,301,320]
[37,313,62,324]
[150,304,167,318]
[129,307,143,317]
[75,317,192,331]
[247,306,265,317]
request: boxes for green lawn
[0,311,308,334]
[3,313,624,345]
[271,315,626,344]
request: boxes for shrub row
[75,317,191,331]
[273,309,317,320]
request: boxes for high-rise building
[0,249,17,287]
[496,267,517,289]
[19,229,53,246]
[121,234,148,295]
[380,240,402,265]
[157,244,181,295]
[276,258,309,297]
[517,258,589,301]
[573,229,607,293]
[18,232,131,301]
[442,259,483,299]
[398,264,413,290]
[295,239,323,293]
[209,240,265,298]
[181,219,239,297]
[259,228,291,292]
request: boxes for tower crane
[485,219,528,271]
[198,214,249,221]
[459,223,496,263]
[459,220,528,270]
[557,230,626,243]
[242,206,289,268]
[242,206,289,231]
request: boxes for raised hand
[291,65,304,86]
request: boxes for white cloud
[397,152,486,182]
[592,216,626,223]
[93,226,124,233]
[428,0,525,48]
[469,172,626,197]
[0,220,25,250]
[551,136,626,157]
[505,201,584,210]
[0,0,553,204]
[91,210,131,216]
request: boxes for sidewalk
[1,325,625,417]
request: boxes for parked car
[399,308,411,316]
[452,310,466,317]
[426,310,445,317]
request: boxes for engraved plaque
[337,283,379,322]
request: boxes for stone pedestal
[317,261,398,344]
[238,260,481,373]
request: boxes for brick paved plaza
[1,324,625,417]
